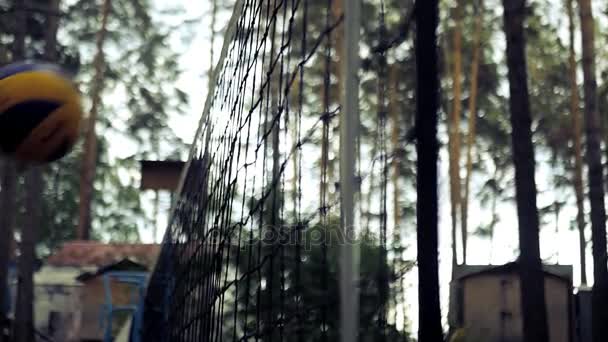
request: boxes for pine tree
[460,0,483,264]
[389,63,400,236]
[0,0,25,335]
[77,0,111,240]
[15,169,40,342]
[207,0,218,88]
[566,0,587,285]
[502,1,549,341]
[577,0,608,340]
[448,0,463,266]
[15,2,60,341]
[415,0,443,340]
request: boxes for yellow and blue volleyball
[0,61,83,163]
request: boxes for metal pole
[340,0,360,341]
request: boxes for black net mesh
[142,0,415,341]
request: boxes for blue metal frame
[100,271,148,342]
[3,263,16,317]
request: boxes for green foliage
[56,0,190,242]
[436,0,583,246]
[0,0,192,251]
[223,215,413,341]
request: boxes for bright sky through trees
[121,0,601,333]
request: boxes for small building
[449,262,573,342]
[41,241,159,341]
[29,265,86,341]
[76,259,148,341]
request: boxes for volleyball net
[142,0,415,340]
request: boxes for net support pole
[340,0,360,341]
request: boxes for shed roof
[47,241,160,268]
[453,262,573,283]
[35,266,92,286]
[76,258,148,282]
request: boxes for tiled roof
[46,240,160,268]
[452,262,573,282]
[76,258,149,282]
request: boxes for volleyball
[0,61,83,163]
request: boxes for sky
[105,0,218,243]
[118,0,598,335]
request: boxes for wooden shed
[76,259,148,341]
[31,266,85,341]
[449,262,573,342]
[139,160,185,191]
[46,241,159,341]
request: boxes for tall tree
[389,64,400,232]
[460,0,483,264]
[502,1,549,341]
[15,2,60,340]
[577,0,608,340]
[415,0,443,340]
[0,0,26,336]
[77,0,111,240]
[566,0,587,285]
[207,0,218,87]
[14,169,40,342]
[448,0,463,267]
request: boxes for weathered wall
[462,273,570,342]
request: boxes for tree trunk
[415,0,443,341]
[448,0,463,267]
[44,0,60,61]
[389,63,402,332]
[266,79,280,341]
[460,0,484,266]
[292,111,299,217]
[77,0,111,240]
[14,168,41,342]
[15,2,60,340]
[0,166,16,338]
[207,0,218,88]
[577,0,608,340]
[502,1,549,341]
[567,0,587,285]
[326,0,343,208]
[320,107,329,214]
[488,184,498,261]
[0,0,27,336]
[0,164,16,340]
[389,64,400,231]
[365,143,377,231]
[320,0,342,216]
[441,26,457,269]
